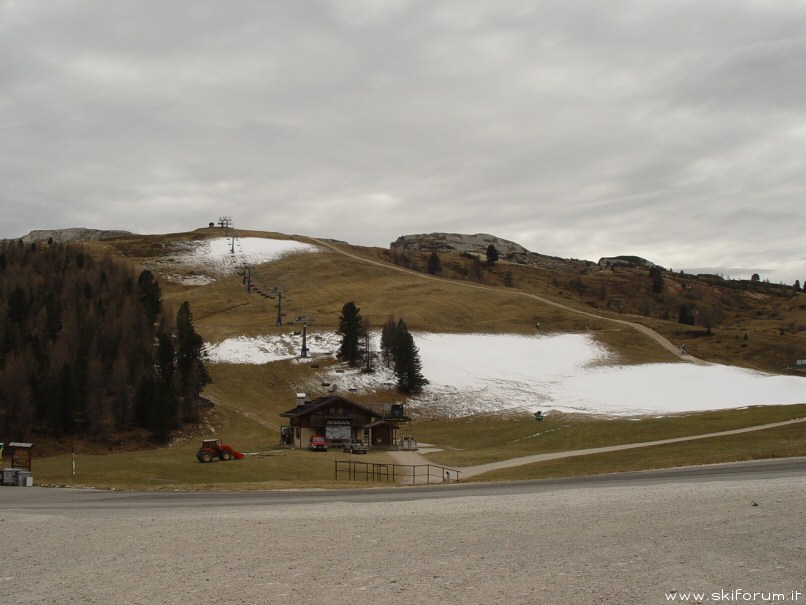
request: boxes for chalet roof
[280,396,381,419]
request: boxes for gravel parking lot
[2,472,804,604]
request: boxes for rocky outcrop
[391,233,529,256]
[598,255,656,270]
[391,232,599,273]
[19,228,134,244]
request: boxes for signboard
[9,442,32,471]
[326,420,351,441]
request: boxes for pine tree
[393,320,428,394]
[137,270,162,325]
[380,317,398,367]
[150,331,178,439]
[338,301,363,367]
[426,251,442,275]
[678,304,695,326]
[649,266,664,293]
[486,244,499,266]
[175,301,211,421]
[0,241,209,439]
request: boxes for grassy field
[33,406,398,491]
[30,402,806,490]
[410,404,806,466]
[470,423,806,482]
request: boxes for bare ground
[2,473,803,605]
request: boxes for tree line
[0,240,210,442]
[337,302,428,394]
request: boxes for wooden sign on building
[7,442,33,471]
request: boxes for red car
[308,435,328,451]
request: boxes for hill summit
[391,232,529,256]
[20,228,133,243]
[390,232,597,272]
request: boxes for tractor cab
[196,438,244,463]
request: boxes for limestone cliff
[390,232,599,272]
[19,228,134,243]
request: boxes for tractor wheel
[198,450,213,463]
[220,450,232,461]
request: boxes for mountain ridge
[19,227,134,243]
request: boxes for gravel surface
[3,476,804,605]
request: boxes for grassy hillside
[348,241,806,373]
[29,227,802,488]
[86,227,805,375]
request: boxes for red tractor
[196,438,244,463]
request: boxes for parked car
[342,438,368,454]
[308,435,328,451]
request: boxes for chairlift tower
[218,216,232,234]
[301,322,308,358]
[365,327,372,372]
[243,266,252,294]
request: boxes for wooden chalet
[280,394,410,450]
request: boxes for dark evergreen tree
[175,302,211,421]
[137,270,162,325]
[135,373,157,430]
[0,240,214,440]
[338,301,363,367]
[6,286,29,325]
[678,304,695,326]
[426,251,442,275]
[649,266,664,293]
[393,320,428,394]
[150,332,178,438]
[156,331,176,388]
[56,363,78,435]
[486,244,499,265]
[380,318,398,367]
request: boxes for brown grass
[50,229,806,489]
[414,404,806,468]
[472,423,806,482]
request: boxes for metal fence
[335,460,461,484]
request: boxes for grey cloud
[1,0,805,283]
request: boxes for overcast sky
[2,1,805,283]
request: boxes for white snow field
[206,331,806,417]
[158,237,319,284]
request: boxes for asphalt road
[3,457,804,514]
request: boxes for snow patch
[206,331,340,364]
[205,331,806,417]
[155,237,319,283]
